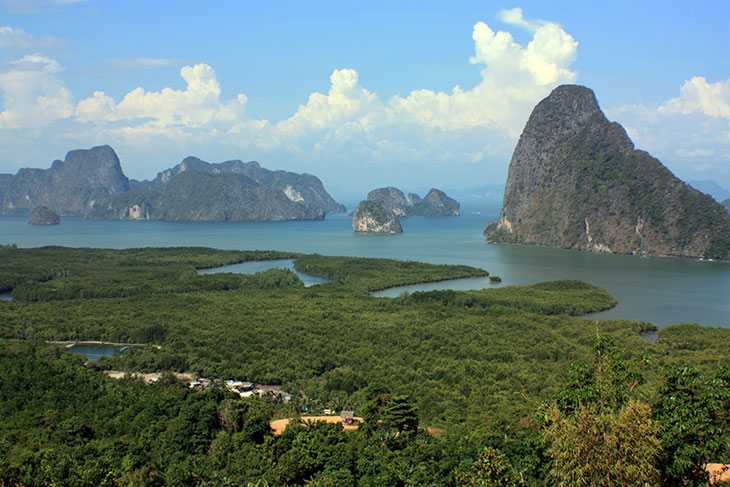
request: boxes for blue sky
[1,0,729,199]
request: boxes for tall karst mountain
[0,147,344,222]
[484,85,730,260]
[1,145,129,216]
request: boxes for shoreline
[47,340,160,349]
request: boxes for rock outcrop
[723,199,730,215]
[485,84,730,260]
[409,189,460,216]
[133,156,345,213]
[365,187,460,217]
[29,206,60,225]
[2,146,343,222]
[367,187,409,216]
[352,200,402,233]
[1,145,128,216]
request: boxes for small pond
[198,259,332,287]
[0,292,13,301]
[55,342,145,361]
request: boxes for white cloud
[0,26,64,50]
[0,8,580,187]
[608,79,730,185]
[108,57,182,71]
[497,7,541,32]
[0,54,74,129]
[76,63,249,130]
[387,14,578,136]
[659,77,730,119]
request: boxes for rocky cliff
[367,187,409,216]
[134,156,345,213]
[352,200,402,233]
[1,145,128,215]
[365,187,459,217]
[409,189,460,216]
[29,206,60,225]
[485,84,730,260]
[2,146,343,222]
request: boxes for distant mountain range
[485,84,730,260]
[0,146,345,222]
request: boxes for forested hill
[0,245,728,485]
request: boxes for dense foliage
[294,254,488,292]
[0,246,728,486]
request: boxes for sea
[2,203,729,329]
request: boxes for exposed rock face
[134,156,345,213]
[352,200,402,233]
[29,206,60,225]
[153,171,324,221]
[367,187,409,216]
[723,199,730,215]
[91,172,325,222]
[407,193,422,206]
[366,187,459,217]
[409,189,460,216]
[485,84,730,260]
[3,146,342,222]
[1,145,129,215]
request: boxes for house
[340,410,355,425]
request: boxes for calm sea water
[2,206,728,328]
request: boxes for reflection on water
[0,293,12,301]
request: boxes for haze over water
[2,204,728,329]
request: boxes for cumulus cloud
[76,63,249,130]
[659,77,730,119]
[266,68,383,148]
[608,79,730,184]
[0,26,64,50]
[0,54,74,129]
[387,12,578,136]
[0,8,581,185]
[108,57,182,71]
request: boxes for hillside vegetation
[0,246,728,486]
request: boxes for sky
[1,0,729,200]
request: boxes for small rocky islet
[28,206,60,225]
[352,187,460,233]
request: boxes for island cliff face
[1,147,343,222]
[410,189,459,217]
[352,200,402,233]
[485,85,730,260]
[366,187,460,217]
[133,156,345,214]
[1,145,128,216]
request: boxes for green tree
[454,446,525,487]
[382,394,419,437]
[541,332,660,486]
[653,365,730,486]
